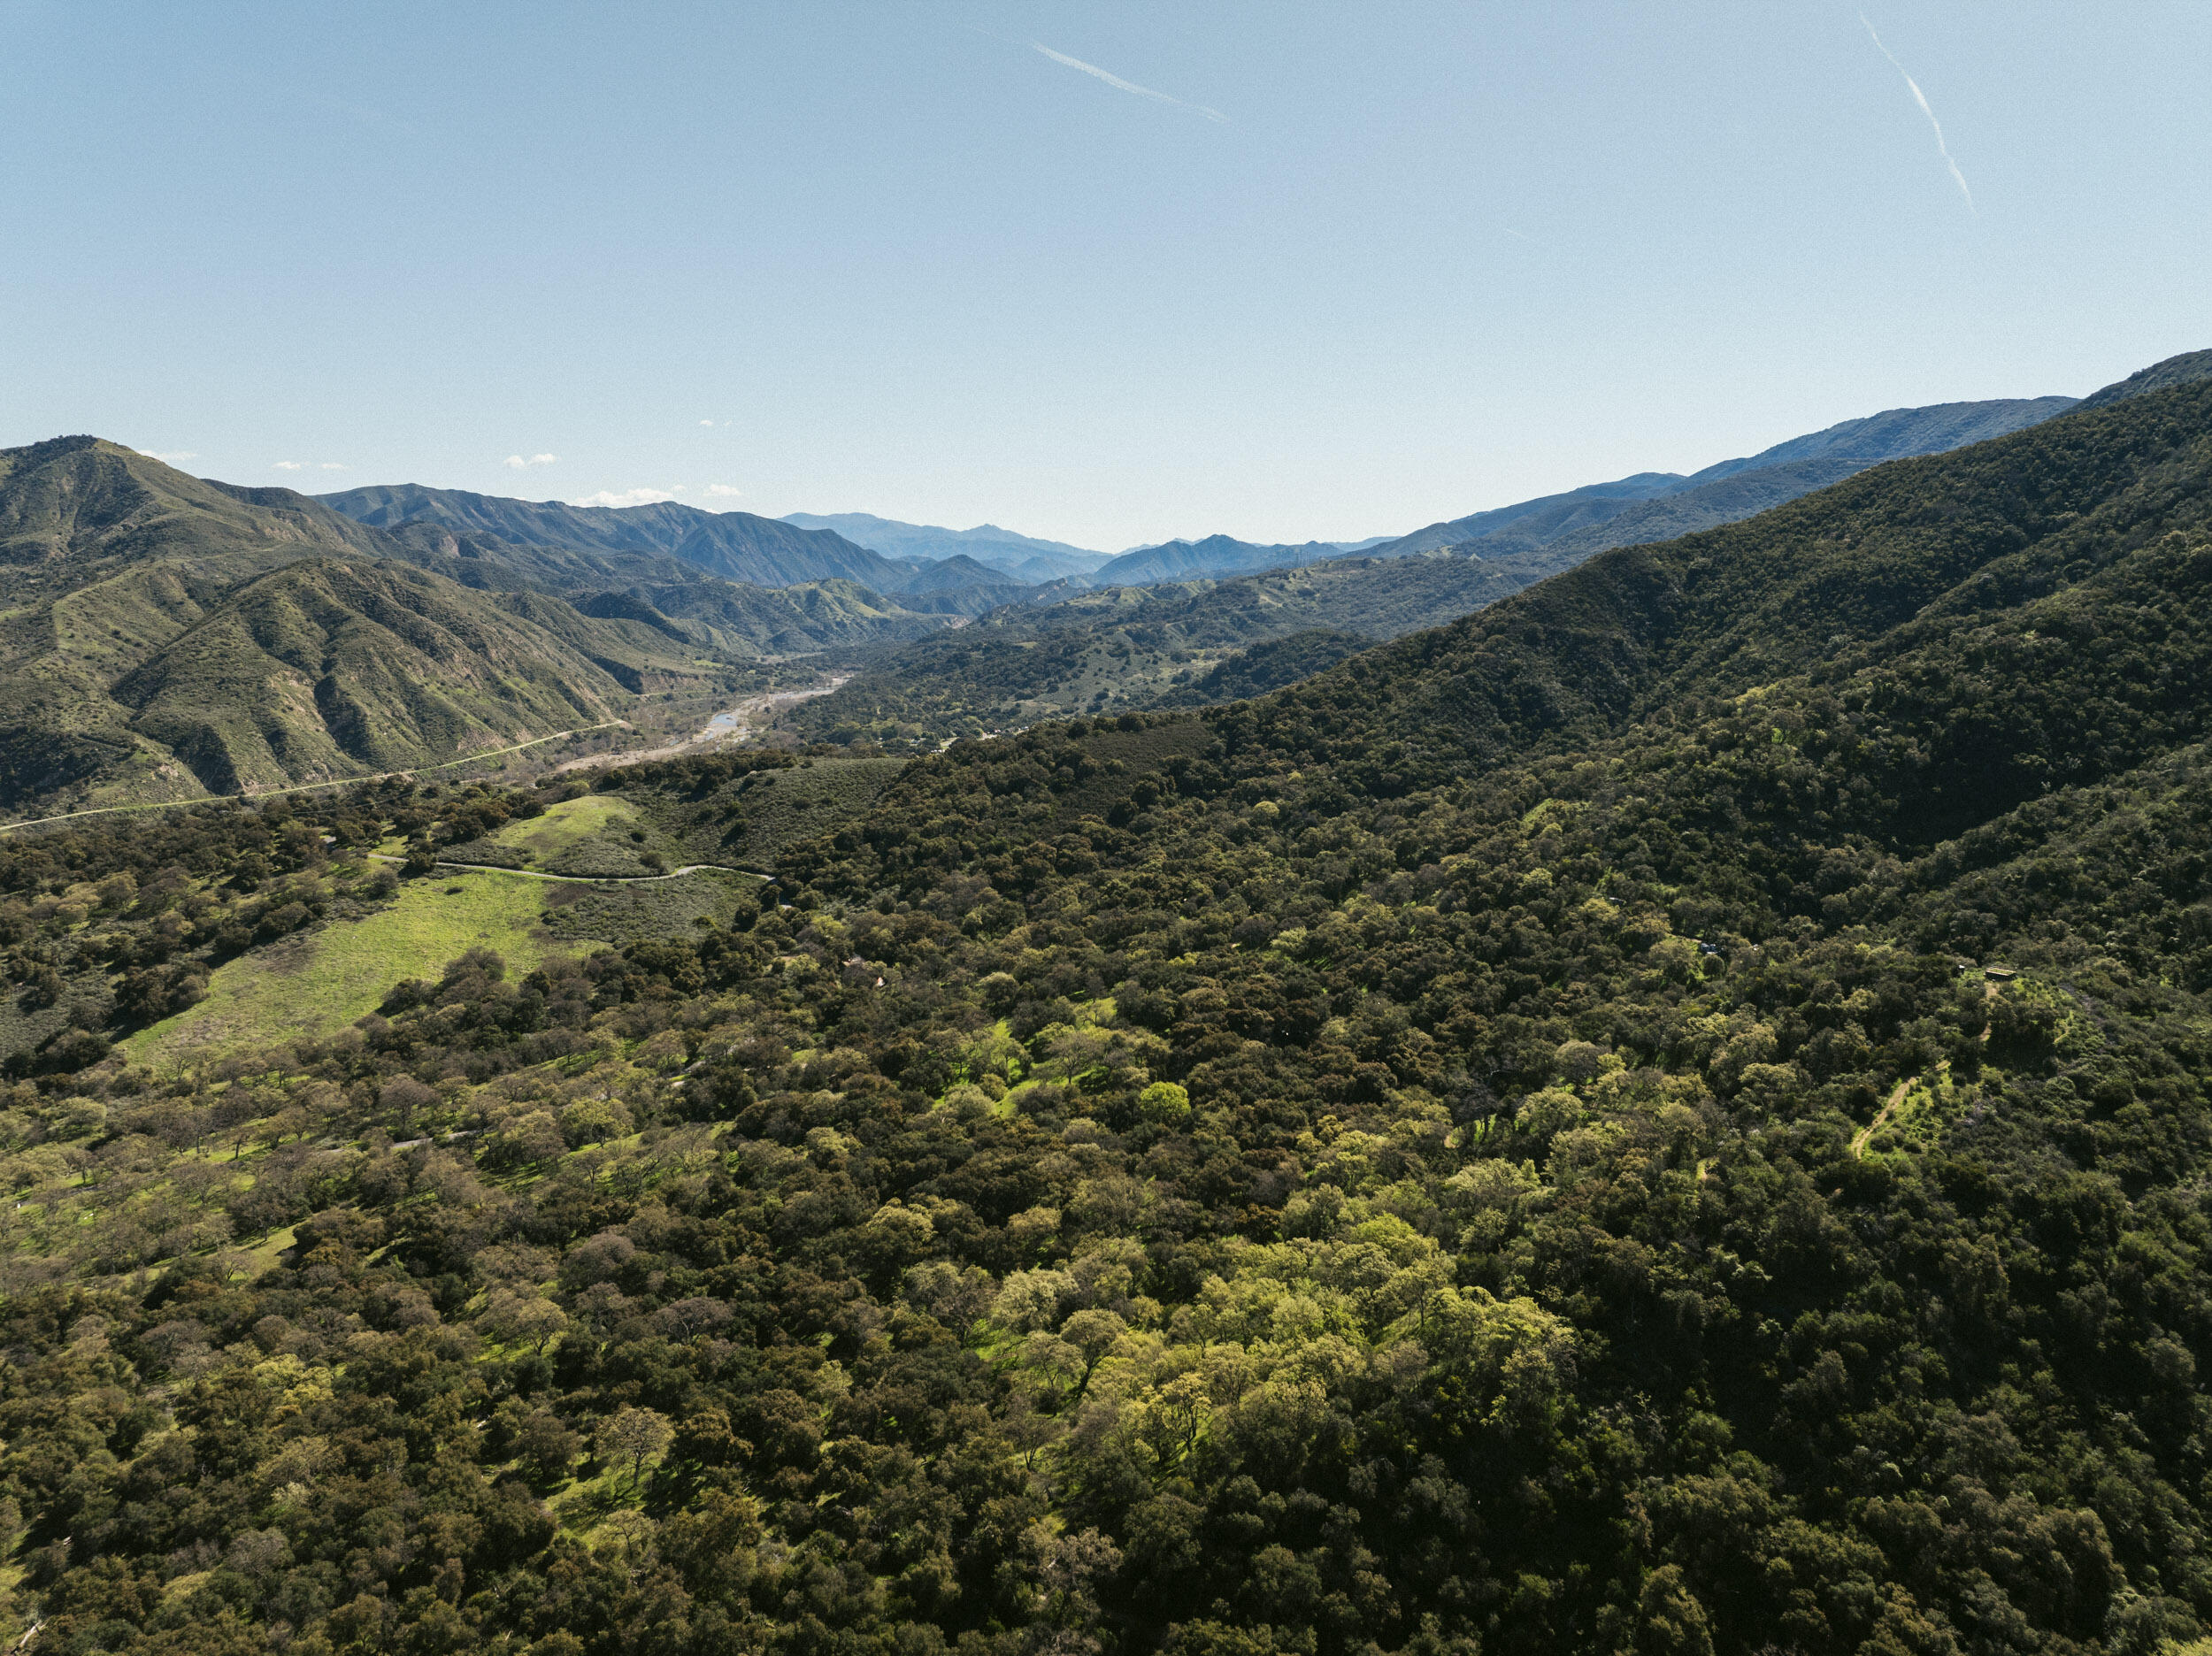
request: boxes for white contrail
[1032,42,1227,123]
[1861,15,1972,210]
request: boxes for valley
[19,13,2208,1655]
[1,354,2210,1656]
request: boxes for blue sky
[4,2,2207,550]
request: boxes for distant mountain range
[322,485,1036,617]
[326,388,2082,621]
[1086,533,1393,587]
[1054,395,2079,590]
[780,512,1113,585]
[783,511,1394,589]
[326,485,913,591]
[765,374,2195,749]
[1368,395,2080,562]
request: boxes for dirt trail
[369,854,768,884]
[1852,1059,1958,1157]
[553,676,849,776]
[1851,1075,1918,1158]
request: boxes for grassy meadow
[126,868,566,1068]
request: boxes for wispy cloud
[319,462,349,471]
[704,484,743,499]
[145,449,196,464]
[699,419,715,428]
[274,459,346,472]
[273,461,304,471]
[572,487,683,509]
[504,452,558,470]
[1861,15,1972,210]
[1032,42,1226,123]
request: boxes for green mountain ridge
[0,441,766,810]
[319,482,910,591]
[112,557,636,795]
[374,521,960,653]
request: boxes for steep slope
[374,522,956,652]
[1225,369,2212,800]
[112,558,634,794]
[0,439,426,803]
[0,441,769,810]
[0,436,392,608]
[322,483,914,590]
[1374,395,2078,559]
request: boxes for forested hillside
[0,367,2210,1656]
[764,380,2155,752]
[772,548,1543,747]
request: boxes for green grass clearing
[234,1223,298,1276]
[491,794,638,861]
[544,867,757,947]
[628,755,908,867]
[448,793,683,878]
[127,870,567,1069]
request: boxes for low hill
[1149,627,1378,705]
